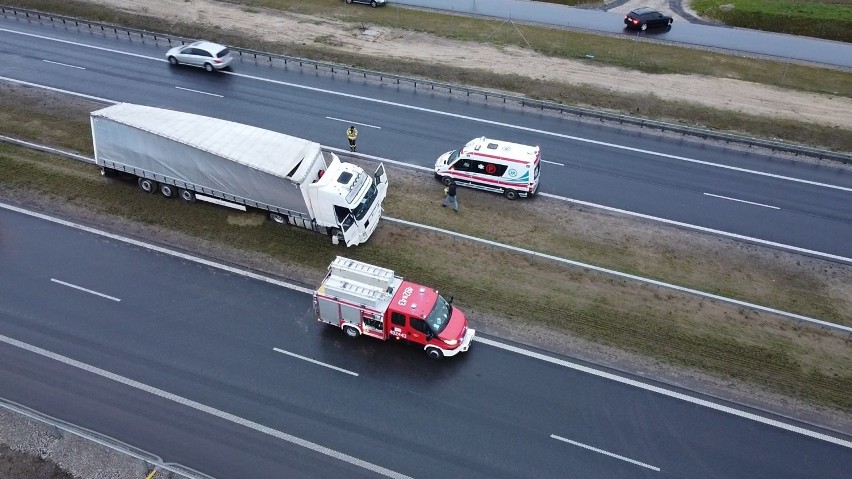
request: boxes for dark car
[624,7,673,31]
[345,0,387,7]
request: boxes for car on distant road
[166,41,234,72]
[624,7,673,31]
[345,0,386,7]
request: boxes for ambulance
[434,137,541,199]
[313,257,475,359]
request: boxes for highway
[396,0,852,68]
[1,205,851,478]
[0,16,850,260]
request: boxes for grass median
[1,86,850,416]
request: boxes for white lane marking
[540,192,852,265]
[477,337,852,449]
[174,86,222,97]
[0,203,314,295]
[3,202,850,448]
[42,59,85,70]
[325,117,381,129]
[550,435,660,472]
[50,278,120,302]
[273,348,358,377]
[704,193,779,209]
[1,26,848,192]
[222,70,852,194]
[542,159,564,166]
[0,76,116,104]
[385,216,852,333]
[0,27,161,60]
[0,334,410,479]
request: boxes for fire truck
[313,257,475,359]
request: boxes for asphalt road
[1,17,850,261]
[395,0,852,68]
[1,205,851,478]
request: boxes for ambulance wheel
[504,189,519,200]
[137,177,157,193]
[343,325,360,338]
[441,176,454,187]
[159,183,177,198]
[426,347,443,360]
[178,188,196,203]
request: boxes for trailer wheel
[269,212,287,224]
[441,176,453,187]
[343,325,360,338]
[426,347,444,360]
[159,183,177,198]
[504,189,519,200]
[137,178,157,193]
[178,188,196,203]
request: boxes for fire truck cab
[314,257,475,359]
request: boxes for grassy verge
[1,88,850,414]
[692,0,852,42]
[6,0,851,151]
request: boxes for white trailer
[91,103,387,246]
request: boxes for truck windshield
[351,181,378,221]
[424,295,452,334]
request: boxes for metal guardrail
[2,5,849,163]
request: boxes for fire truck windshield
[424,295,452,334]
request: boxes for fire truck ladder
[329,256,396,291]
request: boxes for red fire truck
[313,257,475,359]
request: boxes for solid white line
[550,435,660,472]
[0,76,116,104]
[541,159,564,166]
[42,59,85,70]
[0,203,314,295]
[2,26,847,192]
[0,333,410,479]
[174,86,222,97]
[539,192,852,265]
[3,202,850,449]
[50,278,120,302]
[325,117,381,129]
[273,348,358,377]
[476,337,852,449]
[704,193,779,209]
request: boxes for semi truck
[314,257,475,359]
[91,103,388,246]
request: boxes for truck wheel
[137,178,157,193]
[159,183,177,198]
[269,212,287,224]
[504,189,519,200]
[329,228,341,245]
[426,347,444,360]
[441,176,453,187]
[343,325,360,338]
[178,188,196,203]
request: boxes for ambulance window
[486,142,499,149]
[453,160,471,172]
[391,312,406,326]
[410,318,430,334]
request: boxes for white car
[166,41,234,72]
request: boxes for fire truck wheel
[426,347,444,359]
[343,325,360,338]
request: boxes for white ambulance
[434,137,541,200]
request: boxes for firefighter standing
[346,126,358,152]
